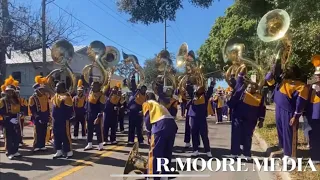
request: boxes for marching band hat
[3,75,18,91]
[312,55,320,75]
[33,75,47,90]
[77,79,84,91]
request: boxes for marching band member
[29,76,50,152]
[305,56,320,164]
[213,88,225,124]
[175,85,192,148]
[265,62,308,164]
[73,80,87,140]
[157,83,178,118]
[103,84,121,145]
[228,68,265,158]
[127,75,147,145]
[187,80,215,157]
[52,82,74,158]
[84,81,106,151]
[0,76,22,159]
[118,92,127,133]
[142,92,178,179]
[15,84,28,146]
[226,87,233,121]
[0,85,6,138]
[179,89,187,117]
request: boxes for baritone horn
[123,142,147,180]
[46,39,76,95]
[257,9,291,68]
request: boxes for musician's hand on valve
[10,118,18,124]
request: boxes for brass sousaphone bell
[46,39,77,96]
[123,142,147,180]
[257,9,291,68]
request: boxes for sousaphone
[123,142,147,180]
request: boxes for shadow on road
[0,172,28,180]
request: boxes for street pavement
[0,113,276,180]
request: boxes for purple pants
[216,108,223,122]
[231,118,256,156]
[184,115,191,143]
[275,105,298,156]
[190,117,210,152]
[148,131,175,179]
[222,106,228,116]
[308,119,320,161]
[180,102,186,116]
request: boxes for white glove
[312,84,320,92]
[10,118,18,124]
[114,107,118,110]
[173,95,179,100]
[39,120,43,124]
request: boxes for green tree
[198,0,320,80]
[143,58,158,85]
[116,0,216,24]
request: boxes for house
[6,46,124,98]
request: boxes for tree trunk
[0,47,6,85]
[0,0,10,85]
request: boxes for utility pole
[163,18,168,86]
[0,0,12,84]
[41,0,47,75]
[164,19,167,51]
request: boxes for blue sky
[18,0,234,88]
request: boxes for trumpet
[46,39,76,96]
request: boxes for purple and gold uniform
[179,89,187,117]
[187,82,214,156]
[305,56,320,162]
[52,91,74,157]
[142,100,178,178]
[73,92,86,138]
[157,84,178,117]
[127,77,146,144]
[265,71,309,157]
[228,73,266,157]
[0,76,22,159]
[29,76,50,151]
[117,93,127,132]
[213,90,225,123]
[103,86,121,143]
[85,90,106,147]
[175,88,192,147]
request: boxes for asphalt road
[0,113,275,180]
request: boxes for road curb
[253,131,292,180]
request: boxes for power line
[173,21,185,41]
[88,0,162,48]
[52,2,148,59]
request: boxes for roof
[6,46,87,64]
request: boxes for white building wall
[6,51,121,98]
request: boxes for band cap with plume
[312,55,320,75]
[3,75,17,91]
[77,79,84,90]
[33,75,47,90]
[116,82,121,88]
